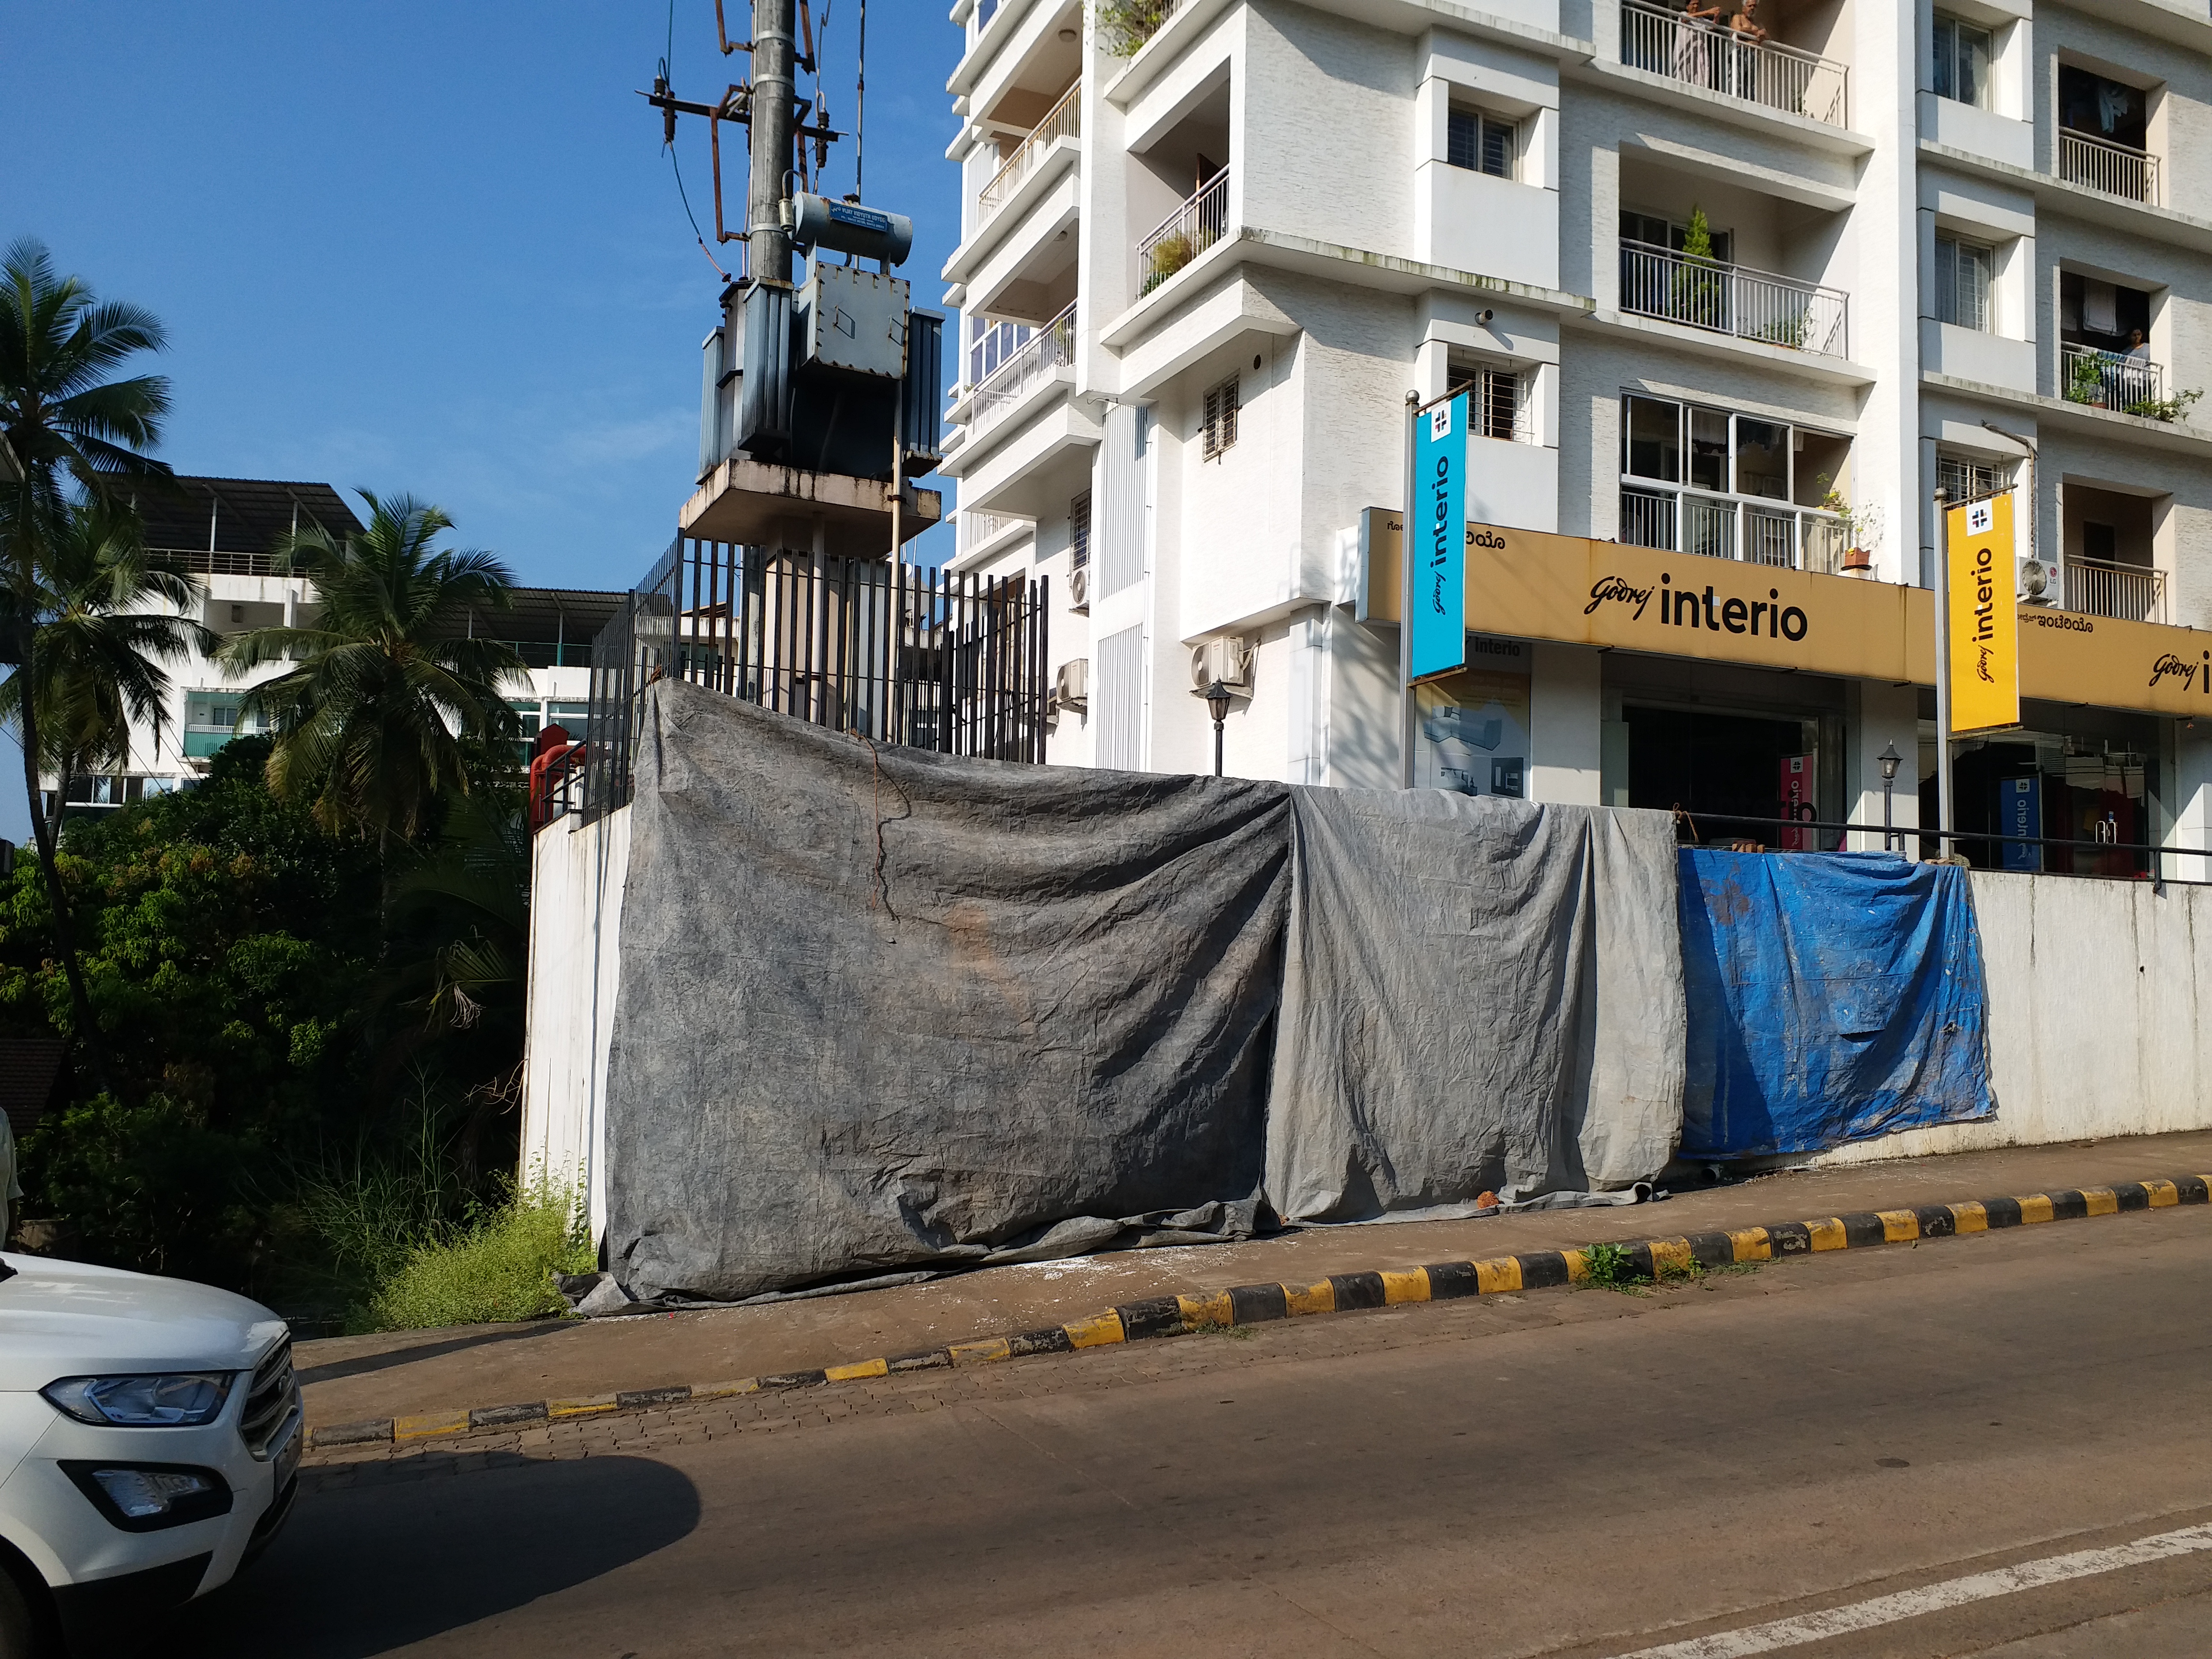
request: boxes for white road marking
[1609,1521,2212,1658]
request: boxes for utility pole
[1933,486,1954,862]
[748,0,795,283]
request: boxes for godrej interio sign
[1407,392,1468,684]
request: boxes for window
[1477,369,1524,441]
[1202,375,1239,459]
[2057,65,2147,150]
[1069,492,1091,569]
[1617,395,1849,572]
[967,314,1034,386]
[1937,456,2011,503]
[1447,108,1516,180]
[1619,210,1733,264]
[1932,15,1991,110]
[1934,234,1994,332]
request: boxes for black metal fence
[579,539,1049,819]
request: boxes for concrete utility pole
[748,0,795,283]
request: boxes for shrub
[365,1180,595,1331]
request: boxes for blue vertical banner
[1408,393,1468,683]
[1999,775,2042,872]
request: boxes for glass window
[1734,419,1790,500]
[1620,210,1670,250]
[1933,15,1991,109]
[1937,457,2011,503]
[1069,492,1091,569]
[1479,369,1522,440]
[1688,408,1730,493]
[1934,234,1994,332]
[1623,396,1681,482]
[1448,109,1516,179]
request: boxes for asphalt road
[177,1202,2212,1658]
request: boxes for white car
[0,1252,301,1658]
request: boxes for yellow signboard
[1944,494,2020,734]
[1358,509,2212,722]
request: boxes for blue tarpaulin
[1678,851,1996,1159]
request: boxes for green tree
[219,492,526,854]
[1,737,383,1284]
[0,498,214,849]
[0,238,172,1088]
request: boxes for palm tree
[220,492,526,853]
[0,499,215,849]
[1,237,173,1086]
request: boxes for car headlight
[59,1462,233,1532]
[42,1372,235,1427]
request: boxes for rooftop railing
[1137,168,1228,296]
[152,546,284,578]
[975,83,1081,226]
[1619,1,1849,128]
[969,301,1077,431]
[1619,240,1850,358]
[2059,130,2160,206]
[2061,344,2167,414]
[2063,556,2168,625]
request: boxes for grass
[1580,1240,1764,1296]
[366,1178,596,1331]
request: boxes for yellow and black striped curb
[310,1174,2212,1451]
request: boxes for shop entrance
[1625,705,1836,848]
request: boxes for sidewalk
[296,1129,2212,1434]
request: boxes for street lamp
[1201,680,1233,776]
[1879,742,1902,853]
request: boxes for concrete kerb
[309,1174,2212,1452]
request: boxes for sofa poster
[1415,643,1531,798]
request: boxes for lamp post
[1201,680,1232,776]
[1878,742,1902,853]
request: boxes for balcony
[976,83,1080,228]
[1618,241,1848,359]
[1617,1,1849,129]
[2061,344,2168,416]
[1621,489,1849,575]
[2063,557,2168,625]
[969,301,1077,432]
[2059,130,2161,206]
[1137,168,1228,297]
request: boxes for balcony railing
[2064,556,2168,625]
[969,301,1076,431]
[1619,1,1849,128]
[2061,344,2167,414]
[1619,241,1849,358]
[1137,168,1229,296]
[152,546,283,578]
[1623,489,1848,574]
[975,83,1082,226]
[960,508,1031,553]
[2059,130,2160,206]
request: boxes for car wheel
[0,1563,44,1659]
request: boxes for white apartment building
[44,477,615,818]
[938,0,2212,869]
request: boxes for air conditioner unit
[1054,657,1090,711]
[2017,556,2052,604]
[1067,564,1090,613]
[1190,636,1254,690]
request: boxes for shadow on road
[171,1453,701,1656]
[294,1320,575,1387]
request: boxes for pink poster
[1779,755,1815,851]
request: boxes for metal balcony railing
[2064,556,2168,625]
[2061,344,2167,414]
[2059,130,2160,205]
[1619,240,1850,357]
[1623,489,1848,574]
[969,301,1077,431]
[1618,1,1849,128]
[975,83,1081,226]
[152,546,283,577]
[1137,168,1228,296]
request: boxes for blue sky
[3,0,964,842]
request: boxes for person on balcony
[2124,328,2151,362]
[1674,0,1723,88]
[1719,0,1768,102]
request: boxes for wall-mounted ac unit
[1054,656,1090,712]
[1068,565,1090,613]
[1190,636,1254,690]
[2017,556,2052,604]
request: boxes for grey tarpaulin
[603,682,1291,1303]
[1264,788,1687,1222]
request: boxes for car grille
[239,1335,297,1459]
